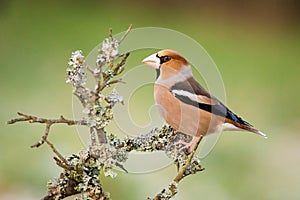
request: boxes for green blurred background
[1,0,300,199]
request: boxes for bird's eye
[156,54,172,64]
[160,56,171,64]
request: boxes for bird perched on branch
[142,49,266,152]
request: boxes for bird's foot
[174,136,202,154]
[174,140,192,154]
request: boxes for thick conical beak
[142,53,160,69]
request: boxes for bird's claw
[174,140,193,154]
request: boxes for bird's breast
[154,84,222,136]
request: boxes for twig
[118,24,132,44]
[96,128,107,144]
[45,139,69,167]
[7,112,87,126]
[99,79,124,91]
[53,157,72,170]
[109,28,113,41]
[151,135,204,200]
[94,28,131,102]
[8,112,79,172]
[7,112,87,148]
[174,136,203,182]
[98,53,130,92]
[114,52,130,74]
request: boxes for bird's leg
[174,132,202,154]
[175,136,201,154]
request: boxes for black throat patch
[156,68,160,80]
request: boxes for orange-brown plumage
[154,84,223,137]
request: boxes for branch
[173,136,203,183]
[108,125,176,152]
[118,24,132,44]
[8,109,203,200]
[7,26,208,200]
[99,52,130,92]
[45,139,69,169]
[151,136,205,200]
[7,112,87,148]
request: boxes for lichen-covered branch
[41,125,180,200]
[8,25,205,200]
[150,135,205,200]
[8,26,133,200]
[7,112,87,148]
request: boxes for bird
[142,49,266,152]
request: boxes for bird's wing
[170,77,253,127]
[170,77,217,104]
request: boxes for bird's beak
[142,53,160,69]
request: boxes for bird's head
[142,50,192,81]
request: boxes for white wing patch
[171,89,203,103]
[171,89,211,104]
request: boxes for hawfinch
[142,50,266,149]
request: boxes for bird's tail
[239,124,267,139]
[225,119,267,139]
[223,108,267,138]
